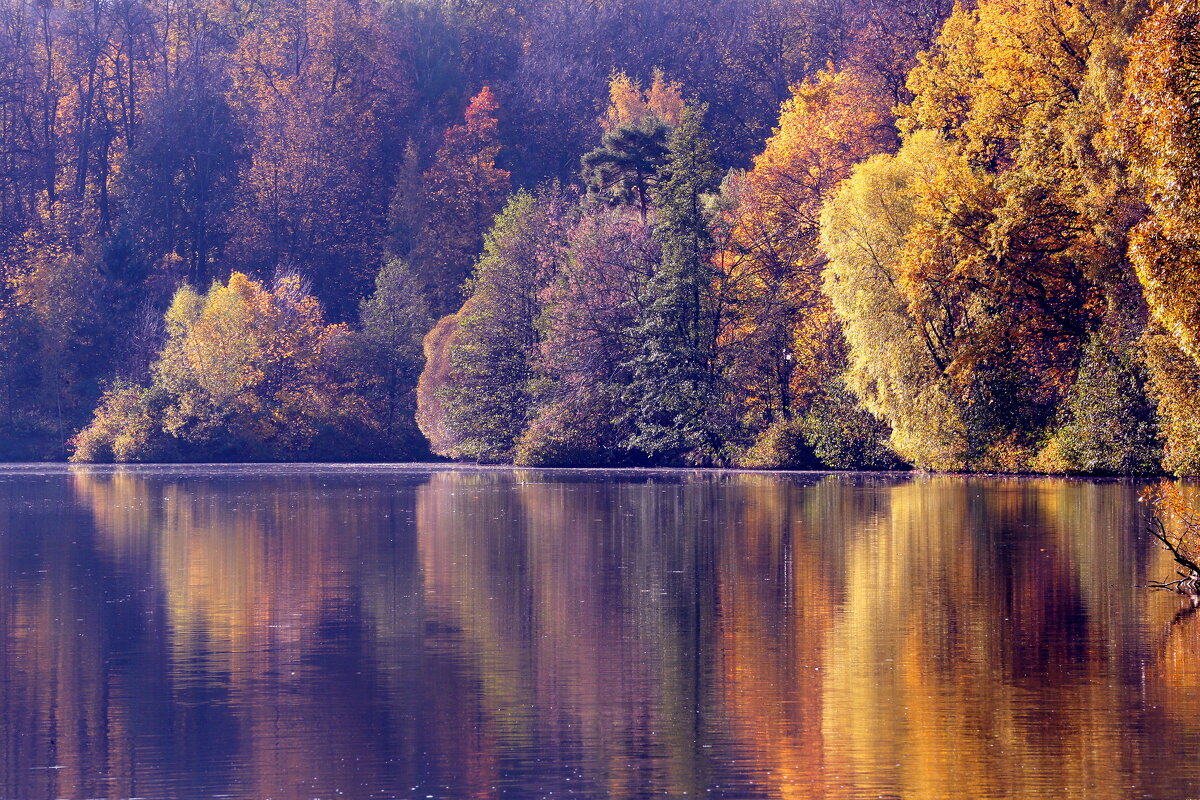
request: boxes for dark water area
[0,465,1197,799]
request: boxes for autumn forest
[0,0,1196,473]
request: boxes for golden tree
[1122,0,1200,475]
[721,68,894,455]
[72,272,364,461]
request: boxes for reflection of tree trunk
[1148,511,1200,594]
[1152,595,1200,659]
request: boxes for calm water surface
[0,466,1196,799]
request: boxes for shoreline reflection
[0,469,1193,799]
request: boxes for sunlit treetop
[600,69,686,133]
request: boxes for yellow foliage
[903,0,1104,164]
[820,131,971,470]
[820,0,1137,471]
[1107,0,1200,475]
[69,383,155,463]
[15,200,100,345]
[155,272,353,457]
[722,68,895,429]
[599,69,685,132]
[12,199,102,422]
[1123,0,1200,359]
[1030,433,1071,475]
[1144,480,1200,579]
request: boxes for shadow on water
[0,466,1197,799]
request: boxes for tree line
[413,0,1200,475]
[0,0,929,460]
[7,0,1200,474]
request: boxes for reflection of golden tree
[70,469,157,560]
[711,475,843,799]
[824,478,1138,800]
[1144,483,1200,594]
[69,469,422,800]
[157,479,398,800]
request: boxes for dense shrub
[738,418,818,470]
[801,381,903,470]
[69,382,161,463]
[1036,334,1161,475]
[71,273,368,462]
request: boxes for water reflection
[1,467,1198,799]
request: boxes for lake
[0,465,1196,799]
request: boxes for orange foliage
[415,87,511,315]
[1143,482,1200,577]
[722,68,895,430]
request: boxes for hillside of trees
[3,0,1199,474]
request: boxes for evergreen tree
[581,117,671,220]
[1048,332,1161,475]
[384,142,426,263]
[622,107,732,465]
[352,260,433,457]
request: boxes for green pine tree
[580,116,671,220]
[622,107,732,465]
[352,259,433,457]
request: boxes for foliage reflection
[0,469,1195,798]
